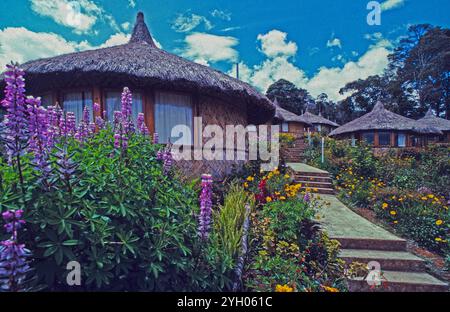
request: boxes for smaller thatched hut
[329,101,442,148]
[271,99,312,135]
[299,111,339,134]
[418,108,450,143]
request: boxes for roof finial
[373,101,385,111]
[129,12,157,47]
[425,107,434,117]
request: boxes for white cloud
[229,29,392,102]
[326,38,342,49]
[182,33,238,65]
[0,27,131,70]
[257,30,297,58]
[30,0,118,34]
[171,13,213,33]
[211,9,232,21]
[381,0,405,11]
[128,0,136,8]
[121,22,131,31]
[306,40,392,100]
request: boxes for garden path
[288,162,448,292]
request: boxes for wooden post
[144,90,155,133]
[321,137,325,163]
[374,131,379,147]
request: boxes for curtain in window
[63,92,84,125]
[155,92,192,144]
[362,132,374,145]
[281,122,289,132]
[106,92,121,122]
[106,92,143,124]
[397,133,406,147]
[378,132,391,146]
[63,91,93,125]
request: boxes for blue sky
[0,0,448,101]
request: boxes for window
[105,91,143,124]
[397,133,406,147]
[281,122,289,132]
[378,132,391,146]
[362,132,374,145]
[62,90,92,125]
[315,124,322,132]
[155,92,193,144]
[39,93,54,107]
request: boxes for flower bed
[240,167,347,292]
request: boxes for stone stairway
[287,162,449,292]
[288,163,335,195]
[317,194,448,292]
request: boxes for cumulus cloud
[30,0,118,34]
[257,30,298,58]
[128,0,136,8]
[229,29,392,102]
[326,38,342,49]
[121,22,131,31]
[0,27,132,69]
[381,0,405,11]
[211,9,232,21]
[171,12,213,33]
[181,33,238,65]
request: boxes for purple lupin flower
[162,150,173,174]
[198,174,213,240]
[26,96,51,175]
[121,87,132,121]
[95,116,105,129]
[0,209,31,292]
[153,132,159,144]
[93,102,100,115]
[1,63,29,164]
[66,112,76,135]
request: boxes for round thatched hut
[298,111,339,134]
[418,108,450,143]
[1,12,275,178]
[272,99,312,135]
[329,101,442,149]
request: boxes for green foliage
[213,184,252,263]
[0,128,233,291]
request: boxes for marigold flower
[390,211,397,216]
[382,203,388,209]
[435,220,443,226]
[275,284,294,292]
[266,196,273,203]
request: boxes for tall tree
[266,79,314,115]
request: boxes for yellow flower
[435,237,442,242]
[393,221,398,224]
[428,194,434,199]
[284,174,290,179]
[382,203,388,209]
[275,284,294,292]
[280,196,286,201]
[246,176,254,182]
[421,196,428,201]
[243,182,248,188]
[390,211,397,216]
[436,219,443,226]
[266,196,273,203]
[322,286,339,292]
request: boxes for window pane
[63,92,83,125]
[106,91,143,125]
[379,132,391,146]
[155,92,192,144]
[281,122,289,132]
[362,132,374,145]
[106,92,121,121]
[397,133,406,147]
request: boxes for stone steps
[347,270,448,292]
[294,170,335,195]
[300,186,335,195]
[295,175,333,183]
[297,180,333,189]
[339,249,425,272]
[334,237,407,251]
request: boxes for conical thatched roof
[418,108,450,132]
[0,12,274,124]
[329,101,442,136]
[272,99,312,126]
[299,111,339,128]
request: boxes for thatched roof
[272,99,312,126]
[329,101,442,136]
[418,108,450,132]
[0,12,274,124]
[299,111,339,128]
